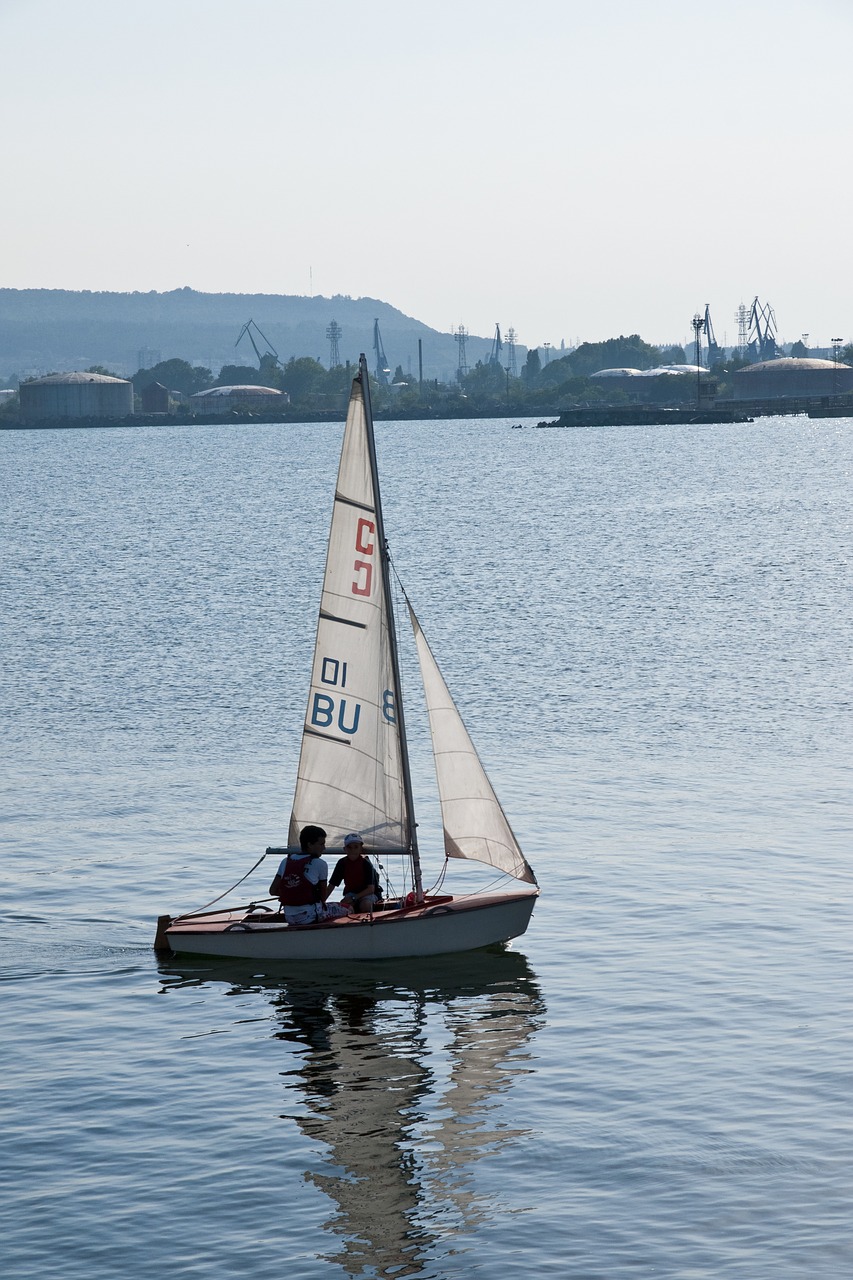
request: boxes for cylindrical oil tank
[733,357,853,399]
[20,372,134,421]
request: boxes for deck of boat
[163,889,539,961]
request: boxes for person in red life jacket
[327,833,383,915]
[269,824,349,925]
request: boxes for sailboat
[159,355,538,961]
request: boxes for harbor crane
[692,305,722,367]
[235,319,281,376]
[373,319,390,385]
[703,304,722,366]
[746,298,777,362]
[488,324,503,366]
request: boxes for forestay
[409,605,537,885]
[288,378,411,852]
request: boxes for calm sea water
[1,413,851,1279]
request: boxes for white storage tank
[189,384,289,415]
[20,372,134,422]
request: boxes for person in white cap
[327,834,383,914]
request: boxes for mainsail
[409,605,537,885]
[289,372,411,852]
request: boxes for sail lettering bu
[289,373,411,853]
[409,605,537,886]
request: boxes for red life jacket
[278,854,318,907]
[340,856,377,895]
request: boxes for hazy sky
[2,0,851,348]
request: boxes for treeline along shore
[3,289,853,427]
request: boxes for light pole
[692,313,704,407]
[831,338,843,397]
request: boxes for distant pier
[539,406,754,429]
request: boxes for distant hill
[0,288,500,382]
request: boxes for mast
[357,355,424,899]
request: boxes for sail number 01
[309,515,396,736]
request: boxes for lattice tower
[506,327,518,377]
[455,324,469,376]
[326,320,342,368]
[736,304,750,358]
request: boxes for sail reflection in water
[165,951,544,1277]
[275,952,544,1275]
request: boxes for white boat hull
[164,890,538,962]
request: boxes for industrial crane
[235,319,281,375]
[373,319,390,385]
[747,298,778,362]
[691,305,723,367]
[703,304,721,366]
[488,324,503,366]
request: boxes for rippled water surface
[2,414,851,1278]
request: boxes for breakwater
[539,406,753,429]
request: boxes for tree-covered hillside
[0,287,497,382]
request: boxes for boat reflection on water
[159,948,545,1276]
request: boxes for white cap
[343,833,363,847]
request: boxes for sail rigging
[290,355,533,888]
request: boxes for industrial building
[188,384,289,415]
[19,371,134,421]
[140,381,172,413]
[732,357,853,400]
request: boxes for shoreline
[3,393,852,432]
